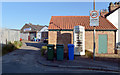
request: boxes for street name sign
[90,10,99,26]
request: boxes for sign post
[90,0,99,60]
[93,27,95,60]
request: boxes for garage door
[98,34,107,54]
[30,32,36,40]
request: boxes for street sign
[90,10,99,26]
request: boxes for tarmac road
[2,41,120,74]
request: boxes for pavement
[37,51,119,72]
[2,41,120,73]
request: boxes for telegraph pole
[93,0,96,60]
[94,0,95,10]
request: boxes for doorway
[98,34,107,54]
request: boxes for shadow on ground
[25,42,47,49]
[25,42,120,64]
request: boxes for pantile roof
[48,16,117,30]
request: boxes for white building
[37,26,48,39]
[104,2,120,47]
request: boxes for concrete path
[2,41,120,73]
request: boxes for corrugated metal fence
[20,33,29,40]
[0,28,20,44]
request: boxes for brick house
[48,16,117,54]
[20,23,48,41]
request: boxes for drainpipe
[115,30,117,54]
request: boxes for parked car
[43,37,48,43]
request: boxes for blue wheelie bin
[68,44,74,60]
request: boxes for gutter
[48,29,117,31]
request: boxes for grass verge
[85,50,93,58]
[2,41,22,55]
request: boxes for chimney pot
[110,2,114,6]
[114,2,118,5]
[117,2,120,5]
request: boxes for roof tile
[48,16,117,30]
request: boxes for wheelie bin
[47,44,55,60]
[56,44,64,60]
[68,44,74,60]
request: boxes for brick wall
[48,30,115,54]
[85,31,115,54]
[48,31,73,53]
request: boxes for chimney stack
[108,2,120,12]
[100,9,108,17]
[100,2,120,17]
[29,23,32,25]
[117,2,120,6]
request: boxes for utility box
[73,26,85,55]
[47,44,55,60]
[56,44,64,60]
[68,44,74,60]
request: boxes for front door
[98,34,107,54]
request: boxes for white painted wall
[106,8,119,46]
[118,8,120,45]
[37,26,48,39]
[107,10,118,28]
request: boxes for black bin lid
[56,44,64,47]
[47,44,55,47]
